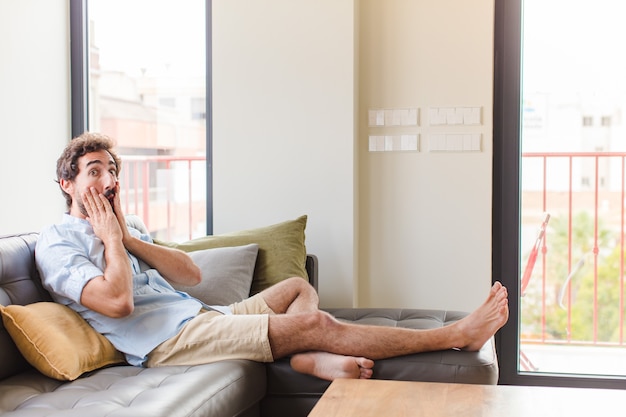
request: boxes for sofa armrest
[305,254,318,291]
[125,214,149,234]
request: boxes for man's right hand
[82,186,123,245]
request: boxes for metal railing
[521,151,626,350]
[118,155,207,242]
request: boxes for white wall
[213,0,495,311]
[212,0,358,306]
[358,0,495,311]
[0,0,70,234]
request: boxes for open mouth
[103,189,116,205]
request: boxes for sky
[522,0,626,94]
[88,0,206,78]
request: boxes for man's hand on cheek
[82,187,123,242]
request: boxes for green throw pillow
[156,215,308,295]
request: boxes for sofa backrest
[0,233,52,379]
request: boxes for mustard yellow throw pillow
[156,215,308,295]
[0,302,125,381]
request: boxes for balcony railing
[119,155,207,242]
[521,151,626,374]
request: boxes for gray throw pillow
[173,244,259,306]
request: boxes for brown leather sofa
[0,229,498,417]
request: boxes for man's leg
[259,276,320,314]
[267,281,509,360]
[258,277,375,380]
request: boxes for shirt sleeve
[36,227,104,304]
[130,226,152,243]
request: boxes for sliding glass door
[495,0,626,387]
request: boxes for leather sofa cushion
[0,360,266,417]
[0,233,52,380]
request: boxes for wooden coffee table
[308,378,626,417]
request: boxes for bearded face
[74,187,117,217]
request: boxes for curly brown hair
[56,132,122,209]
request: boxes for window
[495,0,626,389]
[70,0,212,240]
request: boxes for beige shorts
[145,293,275,367]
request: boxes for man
[36,132,509,381]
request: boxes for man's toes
[360,367,374,379]
[356,357,374,369]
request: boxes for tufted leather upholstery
[0,233,51,307]
[0,361,265,417]
[328,308,498,384]
[0,233,52,381]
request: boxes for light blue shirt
[35,214,204,366]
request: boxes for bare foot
[290,351,374,381]
[455,281,509,351]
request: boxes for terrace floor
[521,343,626,377]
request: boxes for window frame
[69,0,214,234]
